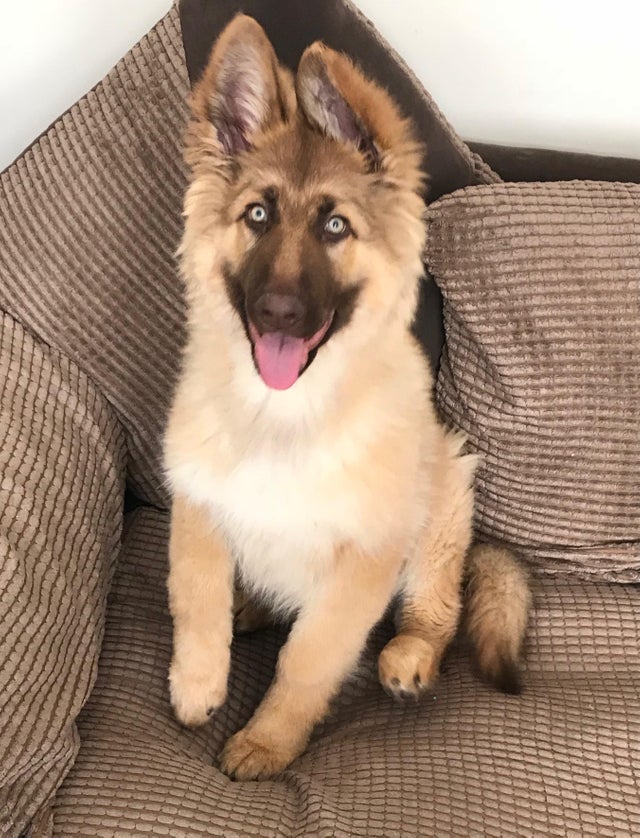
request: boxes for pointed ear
[296,43,418,176]
[189,15,294,160]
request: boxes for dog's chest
[194,443,365,609]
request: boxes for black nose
[253,292,305,333]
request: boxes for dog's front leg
[168,493,233,727]
[220,543,402,780]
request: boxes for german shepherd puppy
[164,15,530,780]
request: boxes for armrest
[0,313,126,837]
[468,141,640,185]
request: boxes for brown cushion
[0,7,190,507]
[427,181,640,581]
[0,313,125,835]
[54,507,640,836]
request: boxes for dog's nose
[254,292,305,333]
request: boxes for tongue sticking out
[250,317,333,390]
[253,332,308,390]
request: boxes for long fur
[465,544,531,694]
[163,15,530,781]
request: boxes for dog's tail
[464,543,531,694]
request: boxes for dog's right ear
[188,15,294,164]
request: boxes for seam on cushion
[0,305,140,510]
[0,306,126,447]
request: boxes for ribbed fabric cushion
[0,313,125,837]
[54,507,639,837]
[428,181,640,582]
[0,6,189,507]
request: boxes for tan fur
[221,540,402,779]
[164,14,530,780]
[167,494,233,726]
[465,544,532,693]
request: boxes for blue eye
[325,215,348,236]
[246,204,268,228]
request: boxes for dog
[163,14,531,781]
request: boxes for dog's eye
[324,215,349,239]
[245,203,269,230]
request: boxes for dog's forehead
[248,123,369,206]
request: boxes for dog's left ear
[296,43,418,178]
[187,15,295,166]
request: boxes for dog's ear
[296,43,417,176]
[189,15,294,161]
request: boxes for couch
[1,2,638,836]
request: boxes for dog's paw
[378,634,439,701]
[219,728,298,780]
[169,654,229,727]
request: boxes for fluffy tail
[464,544,532,695]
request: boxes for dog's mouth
[248,314,334,390]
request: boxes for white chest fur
[170,431,389,613]
[214,449,355,611]
[166,343,429,613]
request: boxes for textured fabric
[2,3,639,836]
[0,6,189,506]
[0,313,125,837]
[428,181,640,581]
[54,507,640,837]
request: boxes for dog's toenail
[207,707,215,716]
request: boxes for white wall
[356,0,640,158]
[1,0,639,171]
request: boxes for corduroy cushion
[427,181,640,582]
[53,507,640,837]
[0,313,125,837]
[0,8,190,508]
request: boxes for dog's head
[182,15,426,391]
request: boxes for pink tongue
[253,332,308,390]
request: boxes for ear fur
[188,15,294,163]
[296,42,421,182]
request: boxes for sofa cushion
[0,313,125,837]
[0,7,190,507]
[54,507,640,837]
[427,181,640,581]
